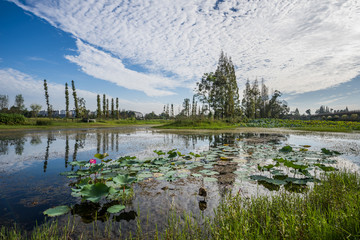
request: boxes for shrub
[36,119,53,125]
[341,114,348,120]
[0,113,26,125]
[350,114,358,120]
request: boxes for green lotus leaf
[43,205,70,217]
[113,174,137,186]
[80,182,110,203]
[94,153,109,159]
[107,204,125,214]
[204,177,218,182]
[280,146,293,153]
[70,161,88,166]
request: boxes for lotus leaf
[94,153,109,159]
[80,183,110,203]
[204,177,217,182]
[280,146,293,153]
[113,174,137,186]
[107,204,125,213]
[43,205,71,217]
[70,161,88,167]
[321,148,341,155]
[314,163,336,172]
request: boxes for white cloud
[65,40,179,97]
[0,68,165,113]
[10,0,360,95]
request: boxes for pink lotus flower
[89,159,96,164]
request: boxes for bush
[0,113,26,125]
[36,119,53,125]
[350,114,358,120]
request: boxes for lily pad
[80,183,110,203]
[107,204,125,213]
[204,177,218,182]
[43,205,70,217]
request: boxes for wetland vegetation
[1,127,359,239]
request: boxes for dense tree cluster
[196,51,240,119]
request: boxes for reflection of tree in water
[72,133,87,170]
[65,134,69,168]
[44,133,56,172]
[111,133,114,151]
[14,138,26,155]
[0,139,9,155]
[71,201,137,223]
[96,133,101,153]
[116,133,119,152]
[30,136,42,145]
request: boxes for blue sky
[0,0,359,114]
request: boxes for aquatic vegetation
[7,171,360,239]
[239,118,360,132]
[45,137,342,219]
[43,205,71,217]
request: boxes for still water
[0,126,359,237]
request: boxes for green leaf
[204,177,217,182]
[80,183,110,203]
[280,145,293,153]
[94,153,109,159]
[107,204,125,213]
[113,174,137,186]
[43,205,70,217]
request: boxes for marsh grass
[1,171,360,240]
[0,118,168,131]
[240,119,360,132]
[211,171,360,240]
[156,119,238,129]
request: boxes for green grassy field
[158,118,360,132]
[0,118,168,131]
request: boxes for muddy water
[0,126,359,237]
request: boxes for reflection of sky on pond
[0,127,359,236]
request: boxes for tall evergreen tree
[192,95,196,116]
[0,95,9,110]
[196,51,239,119]
[171,104,174,118]
[111,98,114,118]
[97,94,101,118]
[260,79,269,118]
[43,79,52,118]
[102,94,106,118]
[251,79,260,119]
[71,80,79,118]
[116,97,119,119]
[14,94,25,112]
[65,83,70,118]
[183,98,190,117]
[106,99,109,118]
[241,79,251,118]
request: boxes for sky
[0,0,359,115]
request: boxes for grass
[2,171,360,239]
[240,118,360,132]
[156,119,238,129]
[0,118,168,131]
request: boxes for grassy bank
[0,118,168,131]
[156,119,238,129]
[158,118,360,132]
[2,171,359,239]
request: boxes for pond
[0,126,359,237]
